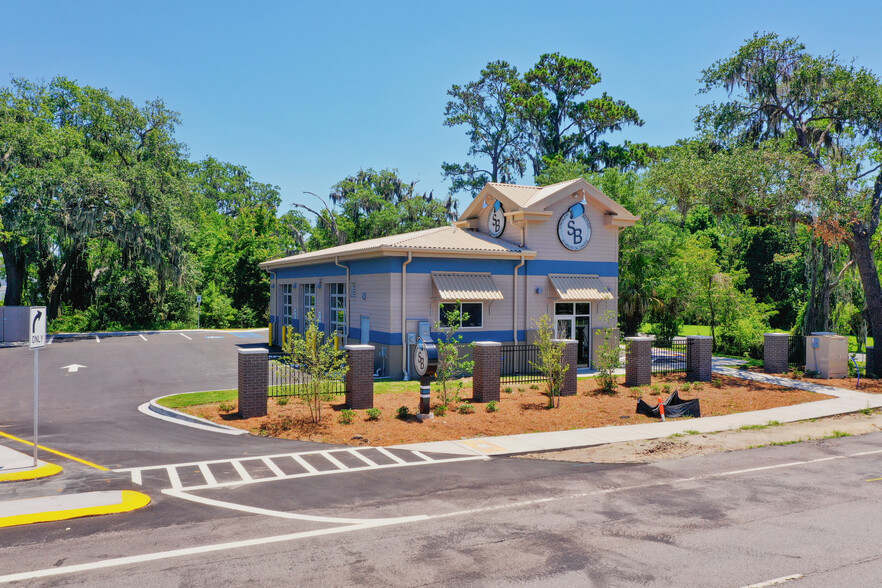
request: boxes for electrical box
[418,321,431,341]
[380,347,387,357]
[407,332,416,345]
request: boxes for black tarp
[636,390,701,419]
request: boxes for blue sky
[4,1,881,215]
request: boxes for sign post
[413,337,438,420]
[196,295,202,330]
[29,306,47,467]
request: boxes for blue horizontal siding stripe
[343,329,527,345]
[273,257,617,278]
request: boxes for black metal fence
[267,351,346,398]
[788,335,806,368]
[500,344,545,385]
[651,338,688,374]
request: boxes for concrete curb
[141,395,249,436]
[0,490,151,528]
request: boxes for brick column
[553,339,578,396]
[472,342,501,403]
[686,336,712,382]
[238,348,268,418]
[345,344,375,409]
[763,333,790,374]
[625,337,652,387]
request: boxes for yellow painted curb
[0,462,63,482]
[0,491,151,528]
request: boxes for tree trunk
[849,227,882,346]
[0,241,26,306]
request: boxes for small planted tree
[594,311,620,394]
[530,315,568,408]
[284,311,348,424]
[433,303,475,407]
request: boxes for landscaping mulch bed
[744,367,882,394]
[183,373,833,446]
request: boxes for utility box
[805,334,848,378]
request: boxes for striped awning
[432,272,504,301]
[548,274,613,300]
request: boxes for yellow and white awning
[548,274,613,300]
[432,272,504,301]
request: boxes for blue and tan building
[260,178,638,378]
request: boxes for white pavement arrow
[60,364,87,373]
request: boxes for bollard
[658,396,665,422]
[420,375,432,416]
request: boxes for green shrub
[276,397,289,406]
[457,403,475,414]
[365,408,381,421]
[338,409,356,425]
[396,406,411,420]
[680,383,691,392]
[529,384,539,390]
[504,386,513,394]
[218,402,235,413]
[711,377,723,388]
[486,401,499,413]
[433,405,447,417]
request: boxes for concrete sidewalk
[0,444,62,482]
[391,364,882,456]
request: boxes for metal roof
[548,274,614,301]
[260,226,535,269]
[432,272,504,301]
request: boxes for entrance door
[554,302,591,366]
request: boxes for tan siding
[527,197,619,262]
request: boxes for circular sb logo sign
[557,202,591,251]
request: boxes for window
[282,284,293,325]
[330,283,346,335]
[303,283,316,321]
[439,302,483,328]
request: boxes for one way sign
[30,306,46,350]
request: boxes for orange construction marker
[658,397,665,422]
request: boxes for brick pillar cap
[474,341,502,347]
[238,348,269,355]
[552,339,577,344]
[686,335,713,340]
[764,333,791,337]
[624,336,653,341]
[344,344,375,350]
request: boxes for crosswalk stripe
[199,463,217,486]
[262,457,286,477]
[376,447,408,464]
[166,466,182,490]
[131,469,142,485]
[291,454,319,473]
[231,460,253,482]
[411,451,433,462]
[321,452,349,470]
[348,449,378,467]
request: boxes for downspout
[269,269,277,346]
[513,254,525,343]
[401,251,413,380]
[334,256,349,339]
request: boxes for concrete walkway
[391,364,882,456]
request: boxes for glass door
[554,302,591,366]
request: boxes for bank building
[260,178,638,378]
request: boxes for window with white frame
[303,283,316,321]
[330,283,346,335]
[439,302,483,328]
[282,284,293,325]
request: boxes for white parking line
[348,449,378,467]
[95,335,100,343]
[178,333,192,340]
[743,574,804,587]
[231,460,253,482]
[262,457,286,478]
[291,454,319,474]
[166,466,182,490]
[321,452,349,470]
[376,447,408,464]
[198,463,217,486]
[139,334,148,342]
